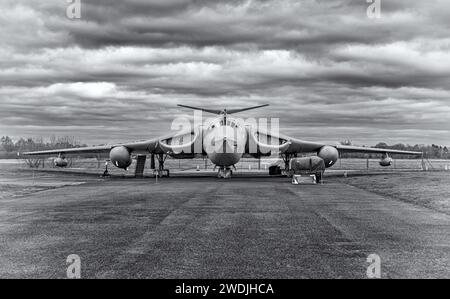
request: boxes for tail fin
[177,104,269,115]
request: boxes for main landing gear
[152,154,170,177]
[217,167,233,179]
[281,153,297,172]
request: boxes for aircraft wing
[283,139,422,156]
[22,128,202,158]
[335,145,422,156]
[21,139,160,157]
[22,145,113,157]
[251,128,422,156]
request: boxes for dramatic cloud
[0,0,449,145]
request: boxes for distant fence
[331,158,450,171]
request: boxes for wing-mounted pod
[379,153,393,167]
[110,146,132,169]
[317,145,339,168]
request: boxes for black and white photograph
[0,0,449,285]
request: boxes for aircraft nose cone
[208,127,239,154]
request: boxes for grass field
[333,172,450,215]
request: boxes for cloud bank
[1,0,449,145]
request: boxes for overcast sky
[1,0,449,146]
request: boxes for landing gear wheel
[218,167,232,179]
[156,169,170,177]
[224,168,232,179]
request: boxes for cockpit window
[226,120,237,127]
[209,118,239,129]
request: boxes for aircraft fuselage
[203,115,247,167]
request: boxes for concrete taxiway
[0,175,448,278]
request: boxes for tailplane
[177,104,269,115]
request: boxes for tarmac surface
[0,174,449,279]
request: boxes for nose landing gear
[217,167,233,179]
